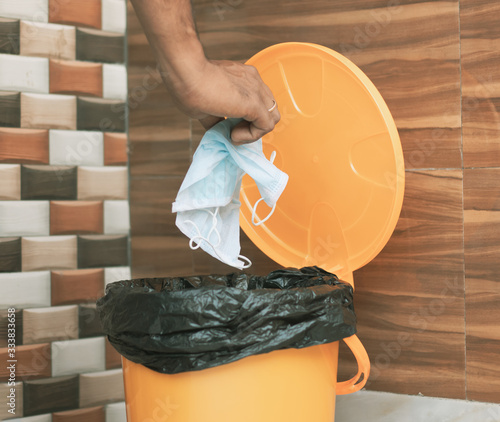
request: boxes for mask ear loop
[185,208,253,269]
[237,254,252,269]
[252,199,276,226]
[185,208,221,250]
[251,150,277,227]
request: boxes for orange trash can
[122,335,368,422]
[119,42,404,422]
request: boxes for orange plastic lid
[240,43,405,278]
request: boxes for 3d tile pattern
[50,337,105,378]
[48,0,101,29]
[79,369,124,408]
[23,376,79,416]
[0,343,52,381]
[50,201,104,235]
[22,305,78,344]
[0,3,128,419]
[103,132,127,166]
[0,91,20,127]
[52,406,105,422]
[78,303,104,338]
[20,21,75,61]
[0,18,19,55]
[0,128,49,164]
[0,54,49,93]
[0,308,23,347]
[0,382,23,419]
[49,60,103,97]
[50,269,104,306]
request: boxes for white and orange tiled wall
[0,1,129,420]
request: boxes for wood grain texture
[0,343,51,381]
[105,337,122,369]
[129,140,191,177]
[0,270,51,309]
[50,200,104,235]
[49,59,103,97]
[337,170,465,399]
[127,68,191,142]
[20,21,76,61]
[76,28,124,63]
[0,164,20,200]
[79,369,124,408]
[76,97,125,133]
[461,0,500,168]
[130,178,181,236]
[464,168,500,402]
[21,165,77,200]
[77,235,128,268]
[78,303,104,338]
[23,375,79,416]
[0,308,22,347]
[0,128,49,164]
[22,235,77,272]
[0,381,23,419]
[103,132,127,165]
[131,235,194,279]
[193,230,279,276]
[51,268,105,306]
[77,166,127,200]
[0,236,21,272]
[52,406,105,422]
[0,200,50,236]
[51,337,105,377]
[23,305,78,344]
[0,54,49,94]
[0,18,20,55]
[21,93,76,130]
[0,91,20,127]
[127,7,189,142]
[49,0,102,29]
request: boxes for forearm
[129,0,207,92]
[129,0,280,143]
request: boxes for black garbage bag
[96,266,356,374]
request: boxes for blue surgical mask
[172,118,288,269]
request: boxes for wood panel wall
[128,0,500,403]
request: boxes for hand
[168,59,281,144]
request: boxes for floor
[336,390,500,422]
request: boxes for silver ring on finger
[268,99,277,112]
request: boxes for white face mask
[172,119,288,269]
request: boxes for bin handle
[336,334,370,395]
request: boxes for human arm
[129,0,280,144]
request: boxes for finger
[230,118,274,145]
[231,96,280,144]
[270,106,281,125]
[199,115,224,130]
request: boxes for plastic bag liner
[96,266,356,375]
